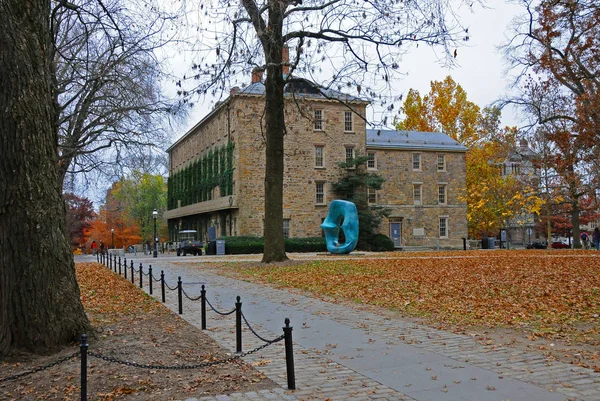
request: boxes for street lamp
[153,209,158,258]
[111,228,114,249]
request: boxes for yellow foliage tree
[396,76,544,238]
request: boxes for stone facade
[165,81,468,249]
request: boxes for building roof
[366,129,468,152]
[234,79,367,103]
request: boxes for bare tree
[0,0,91,355]
[180,0,476,262]
[501,0,600,243]
[53,0,183,189]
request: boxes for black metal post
[139,263,143,288]
[96,252,99,263]
[130,261,134,284]
[177,276,183,314]
[118,257,121,274]
[283,318,295,390]
[462,237,467,251]
[121,258,125,276]
[124,259,128,279]
[236,296,242,353]
[80,334,88,401]
[148,265,153,295]
[161,270,166,303]
[109,254,112,271]
[111,230,114,249]
[201,284,206,330]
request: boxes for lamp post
[111,228,114,249]
[153,209,158,258]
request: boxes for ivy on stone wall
[167,141,235,210]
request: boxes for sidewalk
[89,255,600,401]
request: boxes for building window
[439,217,448,238]
[511,163,520,174]
[412,153,421,170]
[345,147,354,164]
[316,182,325,204]
[413,184,422,205]
[314,109,323,130]
[315,146,324,168]
[438,184,447,204]
[283,219,290,238]
[368,188,377,204]
[344,111,353,132]
[367,152,376,169]
[437,155,446,171]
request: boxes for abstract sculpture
[320,200,359,254]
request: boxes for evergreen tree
[331,154,391,250]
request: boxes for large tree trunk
[0,0,91,355]
[261,4,287,263]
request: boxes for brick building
[164,76,468,249]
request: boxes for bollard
[161,270,166,303]
[80,334,88,401]
[462,237,467,251]
[124,259,128,279]
[177,276,183,314]
[96,253,99,263]
[139,263,143,288]
[109,254,112,271]
[236,296,242,353]
[283,318,295,390]
[118,257,121,274]
[130,261,134,284]
[121,258,125,276]
[148,266,153,295]
[201,284,207,330]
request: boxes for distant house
[500,139,540,245]
[164,72,468,249]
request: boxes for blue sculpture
[321,200,359,254]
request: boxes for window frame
[315,145,324,168]
[439,216,449,238]
[368,188,377,204]
[344,111,353,132]
[367,152,377,170]
[314,109,323,131]
[437,154,446,172]
[438,184,447,205]
[413,183,422,205]
[345,146,355,165]
[315,182,325,205]
[412,153,422,171]
[283,219,290,238]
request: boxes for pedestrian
[593,227,600,251]
[91,240,98,255]
[580,231,589,250]
[100,241,105,255]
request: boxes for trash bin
[216,240,225,255]
[488,237,495,249]
[206,240,216,255]
[481,237,489,249]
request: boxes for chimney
[282,46,289,77]
[251,68,264,83]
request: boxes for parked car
[177,230,204,256]
[526,241,547,249]
[551,241,570,249]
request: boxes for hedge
[216,236,327,254]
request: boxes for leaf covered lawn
[233,251,600,340]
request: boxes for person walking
[593,227,600,250]
[91,240,98,255]
[580,231,589,250]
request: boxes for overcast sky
[168,1,525,142]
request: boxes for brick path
[96,254,600,401]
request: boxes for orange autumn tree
[396,76,544,238]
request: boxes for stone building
[164,75,468,249]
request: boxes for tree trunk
[261,5,287,263]
[0,0,91,355]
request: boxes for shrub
[368,234,395,252]
[216,236,327,254]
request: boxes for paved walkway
[87,254,600,400]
